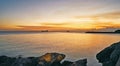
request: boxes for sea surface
[0,32,120,66]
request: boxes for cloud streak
[74,11,120,19]
[15,25,82,31]
[40,22,69,26]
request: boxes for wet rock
[96,42,120,66]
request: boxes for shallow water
[0,32,120,66]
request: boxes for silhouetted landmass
[41,30,48,32]
[86,30,120,34]
[115,30,120,33]
[96,41,120,66]
[66,30,70,32]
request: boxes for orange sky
[0,0,120,32]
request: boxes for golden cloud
[91,22,120,29]
[16,25,80,31]
[40,22,69,26]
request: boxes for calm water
[0,32,120,66]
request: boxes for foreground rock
[0,53,87,66]
[96,42,120,66]
[37,53,65,66]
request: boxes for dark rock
[96,42,120,66]
[115,30,120,33]
[69,59,87,66]
[12,58,34,66]
[0,53,87,66]
[62,61,73,66]
[62,59,87,66]
[51,62,61,66]
[0,55,37,66]
[116,57,120,66]
[0,55,8,64]
[72,59,87,66]
[0,55,16,66]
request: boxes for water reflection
[0,32,120,66]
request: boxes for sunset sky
[0,0,120,32]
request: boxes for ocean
[0,32,120,66]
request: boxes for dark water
[0,32,120,66]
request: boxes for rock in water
[96,42,120,66]
[62,59,87,66]
[37,53,66,66]
[72,59,87,66]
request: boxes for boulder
[37,53,65,66]
[96,42,120,66]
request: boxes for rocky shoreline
[0,53,87,66]
[0,42,120,66]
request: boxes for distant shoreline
[86,30,120,34]
[0,31,120,34]
[85,32,120,34]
